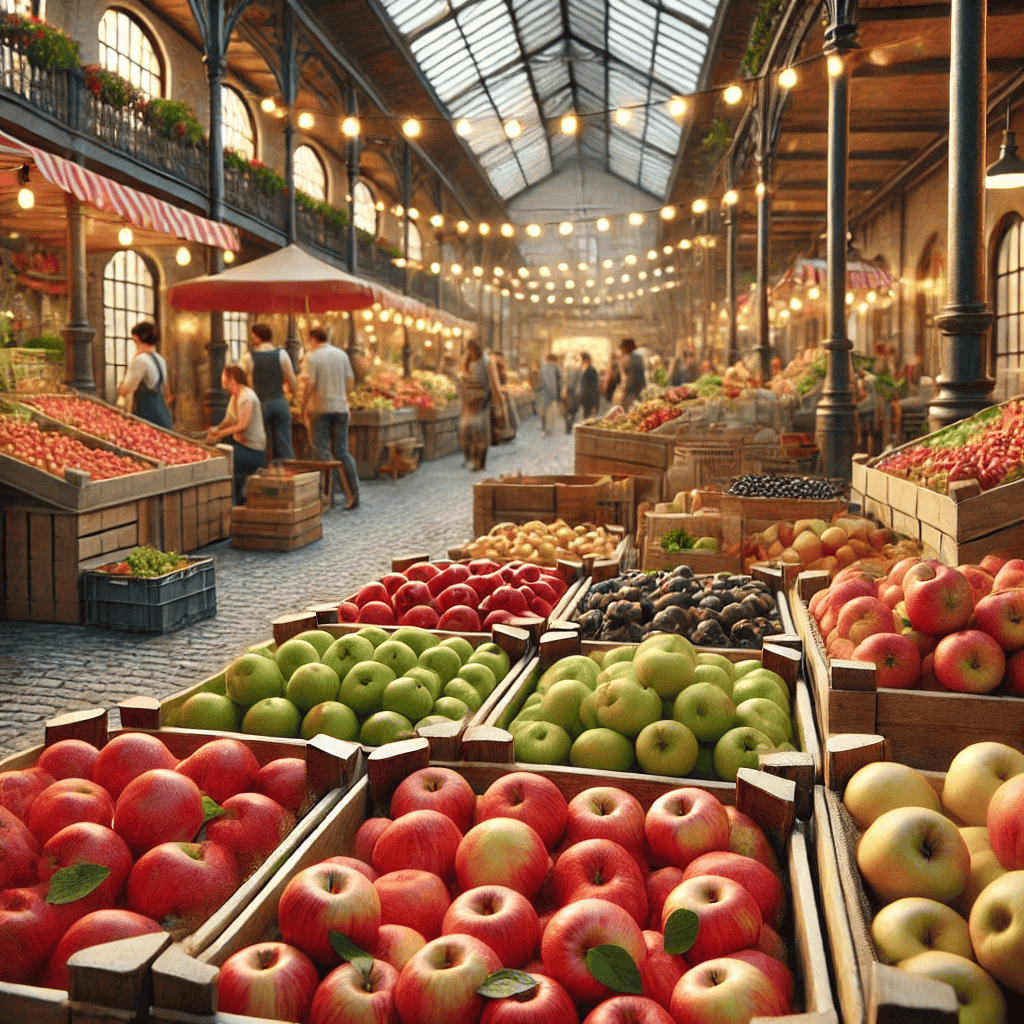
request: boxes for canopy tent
[777,257,893,295]
[0,129,238,252]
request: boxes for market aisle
[0,413,576,756]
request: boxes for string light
[692,198,708,214]
[647,249,658,260]
[456,220,469,234]
[539,266,551,276]
[407,207,419,219]
[678,239,692,250]
[500,223,515,238]
[779,67,798,89]
[663,244,674,255]
[557,262,569,272]
[668,96,687,117]
[176,246,191,266]
[402,118,421,137]
[223,249,235,263]
[450,263,463,275]
[17,187,33,209]
[455,118,471,137]
[628,212,644,227]
[660,206,676,220]
[755,181,766,199]
[723,189,739,206]
[614,108,631,126]
[845,291,855,304]
[342,116,360,137]
[808,285,821,300]
[828,55,845,77]
[724,85,743,105]
[260,97,276,113]
[473,266,483,277]
[430,214,444,228]
[624,254,637,265]
[596,217,610,231]
[430,261,440,273]
[478,222,490,236]
[560,114,578,135]
[602,259,613,269]
[504,119,522,139]
[298,112,314,129]
[790,297,803,311]
[526,223,542,237]
[559,221,574,235]
[117,227,133,247]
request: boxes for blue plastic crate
[82,557,216,633]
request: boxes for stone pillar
[62,194,95,393]
[724,199,738,367]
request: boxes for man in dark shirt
[620,338,646,411]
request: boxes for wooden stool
[281,459,351,508]
[380,438,423,480]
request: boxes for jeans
[261,395,294,461]
[312,411,360,505]
[230,440,266,505]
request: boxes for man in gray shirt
[300,327,359,509]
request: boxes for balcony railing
[223,163,287,233]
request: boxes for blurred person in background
[207,365,265,505]
[239,323,296,461]
[538,352,562,435]
[562,353,581,433]
[579,352,600,418]
[459,339,504,470]
[118,321,173,428]
[619,338,646,410]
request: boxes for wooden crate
[417,403,462,461]
[161,480,233,554]
[149,746,834,1024]
[815,734,1023,1024]
[229,495,322,552]
[640,510,743,573]
[792,571,1024,770]
[348,407,420,479]
[243,470,321,508]
[573,425,672,513]
[0,708,362,1024]
[700,488,849,524]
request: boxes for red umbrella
[167,243,375,313]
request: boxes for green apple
[301,701,359,741]
[691,663,734,699]
[383,677,435,723]
[602,646,636,668]
[179,692,238,732]
[405,665,443,702]
[696,652,736,680]
[322,635,376,683]
[162,706,183,728]
[432,696,470,721]
[633,632,696,698]
[509,706,544,733]
[588,650,606,667]
[360,710,414,746]
[373,640,418,678]
[241,697,301,737]
[673,682,737,743]
[202,672,227,696]
[580,689,599,730]
[569,728,635,772]
[537,655,600,694]
[414,714,451,730]
[594,680,661,739]
[596,662,635,687]
[285,662,341,711]
[735,697,792,746]
[514,721,572,764]
[524,692,543,709]
[439,636,475,664]
[691,743,719,780]
[338,661,396,717]
[635,720,699,777]
[293,629,335,658]
[443,678,483,712]
[467,643,510,684]
[732,671,790,714]
[226,654,285,706]
[390,626,439,657]
[418,646,462,688]
[733,659,762,680]
[247,641,276,659]
[661,698,675,720]
[356,626,390,648]
[776,741,797,752]
[540,679,592,732]
[457,663,497,700]
[714,726,776,781]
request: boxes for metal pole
[929,0,995,428]
[346,89,359,275]
[725,200,737,367]
[62,194,95,392]
[204,21,227,423]
[756,81,773,386]
[815,1,860,482]
[401,141,411,378]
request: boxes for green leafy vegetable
[46,864,111,904]
[661,528,695,553]
[124,546,188,577]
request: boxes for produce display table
[417,401,462,460]
[348,406,420,479]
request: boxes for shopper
[118,321,173,429]
[579,352,600,418]
[239,323,297,462]
[300,327,359,510]
[562,355,581,433]
[207,365,266,505]
[619,337,646,411]
[459,339,503,471]
[538,353,562,435]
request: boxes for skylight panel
[515,129,553,184]
[639,148,673,195]
[608,130,641,182]
[461,1,518,78]
[540,87,574,119]
[654,18,706,89]
[410,24,477,102]
[487,69,538,121]
[378,0,450,37]
[644,103,681,154]
[530,48,571,99]
[513,0,562,52]
[567,0,605,50]
[661,0,718,31]
[608,0,656,71]
[550,132,577,164]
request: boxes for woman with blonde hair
[207,365,266,504]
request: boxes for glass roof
[375,0,725,201]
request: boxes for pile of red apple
[809,556,1024,694]
[338,560,569,634]
[842,741,1024,1021]
[24,396,211,465]
[0,415,147,480]
[0,733,310,989]
[214,768,797,1024]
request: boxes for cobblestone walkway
[0,414,576,756]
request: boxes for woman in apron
[207,365,267,505]
[118,321,174,429]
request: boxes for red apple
[354,582,393,609]
[973,589,1024,652]
[836,596,898,646]
[728,948,793,1004]
[0,886,59,984]
[903,629,940,659]
[400,606,441,629]
[645,867,684,930]
[442,884,541,968]
[552,838,648,927]
[38,822,132,914]
[645,789,729,870]
[903,563,974,636]
[374,923,426,971]
[756,922,789,963]
[993,558,1024,591]
[358,601,398,625]
[483,609,517,629]
[217,942,321,1021]
[254,757,307,812]
[35,740,99,782]
[1005,648,1024,696]
[468,558,501,575]
[980,554,1006,577]
[489,586,530,616]
[541,897,647,1005]
[456,817,548,901]
[723,806,778,872]
[682,852,786,931]
[405,562,442,583]
[0,766,55,822]
[427,564,472,598]
[661,875,762,965]
[355,817,392,864]
[310,957,399,1024]
[374,868,450,940]
[0,805,40,889]
[174,738,261,804]
[205,792,295,879]
[436,583,481,614]
[476,773,568,853]
[92,733,177,800]
[26,777,114,847]
[564,788,646,865]
[381,573,409,598]
[395,580,434,618]
[467,573,503,601]
[958,565,995,605]
[987,773,1024,870]
[887,557,923,587]
[113,768,205,857]
[851,633,921,690]
[933,630,1006,694]
[126,840,239,936]
[670,956,788,1024]
[479,971,578,1024]
[437,606,482,632]
[372,810,463,880]
[584,995,674,1024]
[338,601,360,622]
[641,929,687,1011]
[391,766,477,834]
[395,933,502,1024]
[822,578,877,616]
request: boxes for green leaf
[202,796,225,823]
[329,932,373,977]
[477,969,540,999]
[585,944,643,994]
[46,863,111,905]
[663,908,700,956]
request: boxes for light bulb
[858,301,869,314]
[455,118,471,137]
[692,198,708,214]
[577,261,587,271]
[494,267,504,277]
[596,217,610,232]
[565,279,575,288]
[614,108,631,126]
[755,181,766,199]
[504,119,522,139]
[531,294,539,303]
[342,116,360,137]
[473,266,483,277]
[376,201,385,211]
[586,278,595,287]
[621,273,630,283]
[402,118,421,137]
[415,318,425,330]
[808,286,821,300]
[297,111,314,129]
[456,220,469,234]
[223,249,235,263]
[867,290,877,303]
[625,254,637,265]
[662,244,673,255]
[723,189,739,206]
[176,246,191,266]
[117,226,133,247]
[668,96,687,118]
[451,263,462,275]
[790,297,803,311]
[260,97,276,113]
[678,239,692,250]
[478,222,490,235]
[394,257,406,268]
[17,187,34,209]
[547,295,555,303]
[565,296,573,304]
[560,114,578,135]
[407,207,419,219]
[559,221,573,235]
[724,84,743,105]
[393,204,404,217]
[557,262,569,272]
[638,271,647,281]
[518,267,529,277]
[828,55,844,78]
[628,212,644,226]
[539,265,551,276]
[846,291,855,305]
[545,281,555,290]
[526,223,542,237]
[602,259,613,269]
[605,276,614,285]
[779,67,798,89]
[430,213,444,228]
[430,261,440,273]
[501,223,515,237]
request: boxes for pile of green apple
[504,633,796,781]
[169,626,511,746]
[843,741,1024,1023]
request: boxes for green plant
[82,64,146,111]
[144,98,204,144]
[740,0,786,78]
[701,117,733,157]
[374,237,403,260]
[223,149,286,195]
[23,333,64,365]
[296,191,349,230]
[0,14,80,71]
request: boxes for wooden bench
[279,459,352,508]
[380,437,423,480]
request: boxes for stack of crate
[231,470,322,551]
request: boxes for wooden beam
[853,57,1021,78]
[776,180,884,191]
[774,150,919,163]
[860,0,1020,19]
[785,120,950,134]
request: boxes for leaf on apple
[477,969,540,999]
[585,944,643,994]
[202,796,225,824]
[46,863,111,904]
[663,908,700,955]
[329,931,373,979]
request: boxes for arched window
[406,221,423,263]
[103,250,156,398]
[994,215,1024,399]
[224,311,249,366]
[915,236,946,379]
[98,8,164,100]
[222,85,255,161]
[294,145,326,202]
[353,181,377,236]
[2,1,32,14]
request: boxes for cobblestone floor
[0,414,576,757]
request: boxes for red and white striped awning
[0,128,238,250]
